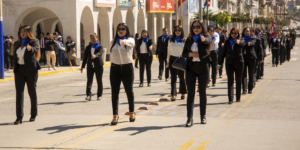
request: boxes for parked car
[282,26,289,31]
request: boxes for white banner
[94,0,116,7]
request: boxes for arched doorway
[80,6,95,51]
[126,8,135,37]
[98,7,110,54]
[113,7,123,39]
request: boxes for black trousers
[226,63,244,102]
[186,62,209,118]
[86,67,103,97]
[110,63,134,115]
[208,50,218,84]
[158,53,169,79]
[169,56,187,96]
[14,65,38,117]
[280,46,285,63]
[272,49,280,65]
[218,49,224,76]
[135,57,139,67]
[9,55,14,68]
[260,55,265,77]
[253,59,260,85]
[242,57,255,92]
[286,47,291,61]
[139,54,153,84]
[4,52,10,69]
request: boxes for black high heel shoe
[129,112,136,122]
[29,116,36,122]
[185,118,193,127]
[111,116,119,125]
[201,115,207,124]
[14,116,23,125]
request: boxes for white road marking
[291,52,298,54]
[291,58,298,61]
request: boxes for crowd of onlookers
[3,31,79,71]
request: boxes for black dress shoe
[129,113,136,122]
[165,78,169,82]
[228,101,233,104]
[201,116,207,124]
[29,116,36,122]
[171,97,176,101]
[111,116,119,125]
[236,99,241,102]
[181,95,185,99]
[242,91,247,94]
[14,116,23,125]
[147,83,151,87]
[212,84,216,87]
[219,75,223,78]
[139,83,143,87]
[97,97,102,101]
[248,91,252,94]
[158,76,162,80]
[185,118,193,127]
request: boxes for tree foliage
[193,11,231,27]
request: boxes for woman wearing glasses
[166,25,187,101]
[109,23,135,125]
[136,30,153,87]
[217,28,245,104]
[241,27,256,94]
[182,20,211,127]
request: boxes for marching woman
[13,25,41,125]
[280,32,286,65]
[182,20,211,127]
[109,23,135,125]
[253,29,263,87]
[217,27,245,104]
[166,25,187,101]
[269,31,281,67]
[80,33,104,101]
[286,34,292,61]
[241,27,256,94]
[136,30,153,87]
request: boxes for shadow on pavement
[39,101,88,106]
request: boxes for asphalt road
[0,38,300,150]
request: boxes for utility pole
[199,0,203,21]
[176,0,178,25]
[206,0,209,27]
[0,0,4,79]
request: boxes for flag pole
[180,0,183,26]
[0,0,4,79]
[176,0,178,25]
[206,0,209,27]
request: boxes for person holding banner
[182,20,211,127]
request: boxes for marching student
[182,20,211,127]
[136,30,153,87]
[80,33,104,101]
[286,34,292,61]
[166,25,187,101]
[253,29,263,87]
[269,31,281,67]
[13,25,41,125]
[218,29,227,78]
[280,32,286,65]
[217,27,245,104]
[156,28,170,81]
[134,33,140,68]
[109,23,135,125]
[207,26,219,87]
[259,29,268,79]
[242,27,256,94]
[39,32,47,65]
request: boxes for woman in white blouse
[166,25,187,101]
[13,25,41,125]
[135,30,153,87]
[109,23,135,125]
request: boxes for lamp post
[0,0,4,79]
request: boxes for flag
[203,0,210,10]
[270,23,274,38]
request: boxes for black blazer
[156,35,170,55]
[218,39,246,65]
[66,41,76,53]
[13,39,41,73]
[243,37,257,60]
[280,36,286,47]
[218,34,226,53]
[81,44,104,69]
[254,38,263,61]
[136,38,153,56]
[269,37,281,49]
[182,35,212,67]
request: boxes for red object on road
[149,102,159,105]
[138,107,148,110]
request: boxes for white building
[3,0,172,62]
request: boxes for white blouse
[191,42,200,62]
[167,40,185,62]
[110,38,135,65]
[140,42,147,54]
[91,47,95,55]
[16,46,26,65]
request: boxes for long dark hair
[227,27,240,43]
[188,20,211,52]
[110,23,131,52]
[242,27,253,37]
[171,25,185,43]
[135,33,140,40]
[18,25,40,61]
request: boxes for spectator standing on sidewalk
[66,36,79,66]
